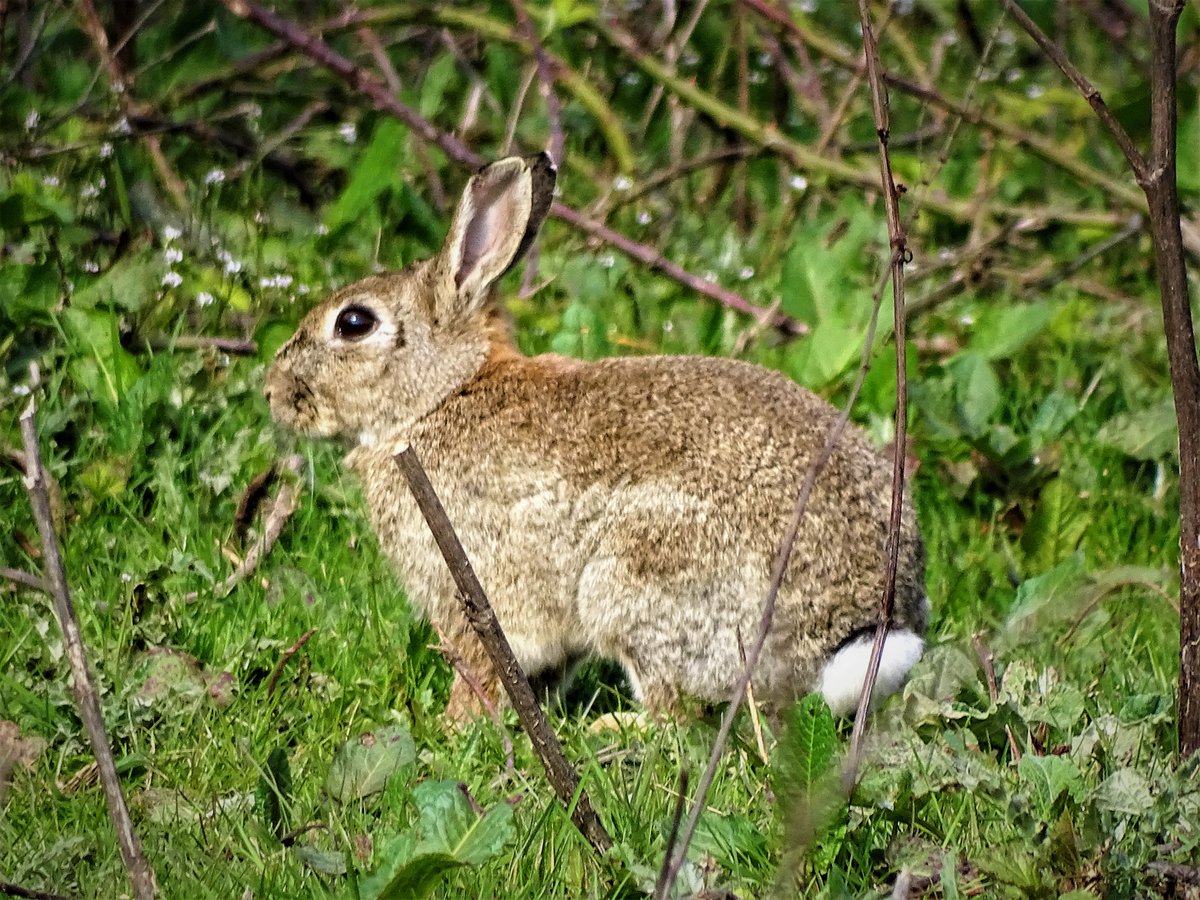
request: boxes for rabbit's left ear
[438,153,556,317]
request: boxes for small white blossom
[749,70,766,85]
[196,291,215,307]
[42,175,60,187]
[338,122,358,143]
[703,271,717,283]
[636,210,652,225]
[738,266,755,281]
[612,175,633,192]
[114,117,132,135]
[297,283,311,295]
[259,274,294,289]
[81,183,101,200]
[959,313,975,326]
[663,320,674,333]
[24,110,39,130]
[217,249,242,275]
[163,247,183,264]
[12,384,31,397]
[789,174,808,191]
[599,253,616,269]
[756,51,772,67]
[253,210,266,224]
[162,271,183,288]
[84,261,100,273]
[204,168,226,185]
[162,224,181,242]
[99,142,114,158]
[1026,84,1045,100]
[316,223,330,236]
[681,49,700,67]
[622,71,641,86]
[796,0,816,12]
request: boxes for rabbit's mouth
[266,373,328,435]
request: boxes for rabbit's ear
[438,154,556,315]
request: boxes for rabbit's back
[349,351,925,706]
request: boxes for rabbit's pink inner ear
[449,161,532,305]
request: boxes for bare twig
[844,0,911,791]
[393,446,612,856]
[0,883,74,900]
[19,379,158,900]
[1145,860,1200,886]
[653,769,690,899]
[265,627,317,696]
[655,204,897,900]
[430,622,516,771]
[1,567,50,593]
[509,0,564,165]
[132,334,258,356]
[213,454,305,599]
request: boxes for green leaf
[325,118,409,233]
[1021,478,1088,572]
[1018,754,1085,810]
[968,302,1055,361]
[324,723,416,804]
[359,781,515,900]
[292,845,347,875]
[948,353,1000,436]
[798,320,862,388]
[775,694,838,814]
[1029,391,1079,447]
[1095,400,1177,459]
[1092,768,1154,816]
[72,251,160,312]
[419,54,458,120]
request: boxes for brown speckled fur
[265,154,927,720]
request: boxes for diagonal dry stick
[19,375,158,900]
[392,446,612,857]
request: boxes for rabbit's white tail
[818,627,925,716]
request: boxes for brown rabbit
[265,154,928,721]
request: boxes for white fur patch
[819,629,924,716]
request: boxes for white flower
[114,117,132,135]
[796,0,816,12]
[24,110,39,130]
[338,122,357,143]
[99,142,114,158]
[636,210,652,225]
[12,384,31,397]
[259,274,294,289]
[81,184,101,200]
[42,175,60,187]
[162,224,181,242]
[162,271,183,288]
[662,320,674,333]
[315,223,330,236]
[204,168,226,185]
[196,292,214,307]
[622,71,641,86]
[297,283,310,294]
[1027,84,1045,100]
[703,271,717,283]
[789,174,808,191]
[217,249,242,275]
[163,247,183,264]
[599,253,616,269]
[612,175,632,192]
[84,261,100,273]
[738,266,755,281]
[120,572,133,583]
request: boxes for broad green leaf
[1006,553,1087,635]
[1095,400,1177,459]
[968,302,1055,361]
[799,320,862,387]
[1018,754,1085,810]
[292,845,347,875]
[61,307,144,409]
[419,54,457,119]
[948,353,1000,436]
[324,723,416,804]
[1029,391,1079,446]
[72,251,159,312]
[1092,768,1154,816]
[325,118,409,233]
[1021,478,1088,571]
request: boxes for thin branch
[431,622,516,772]
[0,883,74,900]
[132,334,259,355]
[509,0,564,166]
[655,205,897,900]
[265,627,317,696]
[213,455,305,599]
[971,634,1021,763]
[844,0,911,791]
[1,567,51,593]
[653,769,690,899]
[997,0,1147,179]
[393,446,612,857]
[19,378,158,900]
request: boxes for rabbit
[265,153,929,721]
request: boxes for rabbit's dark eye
[335,306,377,341]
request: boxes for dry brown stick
[655,216,896,900]
[392,446,612,857]
[1001,0,1200,758]
[844,0,911,792]
[265,627,317,696]
[429,622,516,771]
[213,454,305,599]
[217,0,799,335]
[0,882,74,900]
[133,334,258,355]
[19,382,158,900]
[971,634,1021,764]
[1,566,50,593]
[509,0,564,166]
